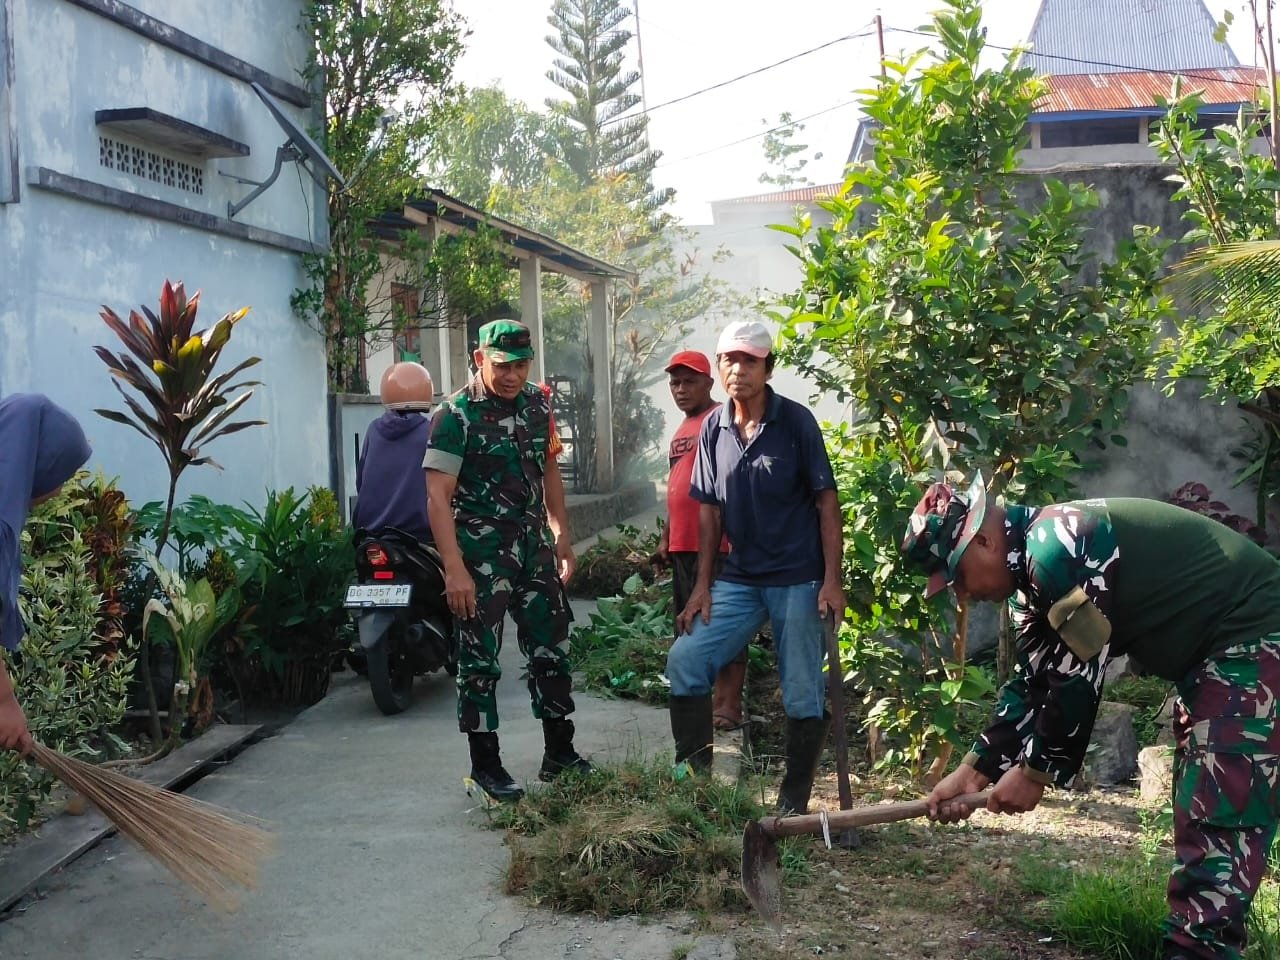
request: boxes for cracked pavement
[0,599,736,960]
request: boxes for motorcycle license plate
[345,583,412,607]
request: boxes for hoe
[741,790,991,924]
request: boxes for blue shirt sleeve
[796,408,836,492]
[689,408,720,505]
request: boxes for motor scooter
[345,527,455,715]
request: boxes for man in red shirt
[651,350,744,730]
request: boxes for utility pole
[1252,0,1280,220]
[634,0,649,116]
[875,12,886,79]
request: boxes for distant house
[0,0,333,511]
[849,0,1263,169]
[649,184,852,446]
[1021,0,1263,169]
[336,189,632,505]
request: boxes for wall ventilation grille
[99,136,204,195]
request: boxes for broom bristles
[30,742,274,909]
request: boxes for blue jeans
[665,578,826,720]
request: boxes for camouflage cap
[477,319,534,362]
[900,472,987,599]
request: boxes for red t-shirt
[667,407,728,554]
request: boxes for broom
[28,742,274,909]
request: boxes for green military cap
[477,319,534,362]
[900,472,988,598]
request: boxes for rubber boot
[669,694,714,774]
[467,732,524,803]
[538,718,594,781]
[776,713,831,815]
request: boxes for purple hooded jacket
[352,410,432,542]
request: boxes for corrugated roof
[1023,0,1240,75]
[713,183,842,206]
[371,189,634,282]
[1035,66,1264,113]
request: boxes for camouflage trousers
[454,523,574,734]
[1164,635,1280,960]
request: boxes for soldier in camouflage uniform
[425,319,591,803]
[900,474,1280,960]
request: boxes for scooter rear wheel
[367,623,415,715]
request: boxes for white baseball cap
[715,321,773,359]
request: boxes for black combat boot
[776,713,831,815]
[669,694,714,774]
[467,732,524,803]
[538,717,594,781]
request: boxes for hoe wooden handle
[760,790,992,839]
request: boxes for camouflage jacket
[424,374,555,540]
[968,498,1280,788]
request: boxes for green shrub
[227,486,353,705]
[570,573,672,705]
[0,475,137,830]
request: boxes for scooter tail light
[373,571,396,580]
[365,544,390,567]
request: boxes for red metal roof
[714,183,843,206]
[1035,67,1264,114]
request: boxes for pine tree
[544,0,671,208]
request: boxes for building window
[391,284,421,361]
[1039,118,1142,148]
[98,135,204,195]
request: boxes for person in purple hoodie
[353,362,436,542]
[0,394,93,755]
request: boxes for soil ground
[720,663,1150,960]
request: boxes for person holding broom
[0,393,93,756]
[902,474,1280,960]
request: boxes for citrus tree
[775,0,1173,778]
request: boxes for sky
[451,1,1263,225]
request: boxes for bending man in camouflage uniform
[901,475,1280,960]
[425,319,591,803]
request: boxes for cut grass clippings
[490,761,808,917]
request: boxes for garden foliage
[0,474,137,829]
[1151,90,1280,532]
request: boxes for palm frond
[1169,240,1280,317]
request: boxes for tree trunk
[924,599,970,785]
[997,603,1013,684]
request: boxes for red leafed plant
[94,280,265,742]
[1166,482,1266,545]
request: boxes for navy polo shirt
[690,387,835,586]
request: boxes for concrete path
[0,601,736,960]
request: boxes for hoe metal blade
[741,818,783,926]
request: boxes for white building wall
[0,0,330,511]
[646,201,854,457]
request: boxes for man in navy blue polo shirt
[665,320,846,814]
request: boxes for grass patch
[1034,856,1167,959]
[491,760,806,917]
[1015,845,1280,959]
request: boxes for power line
[653,100,859,169]
[884,26,1267,94]
[654,22,1265,176]
[602,25,876,129]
